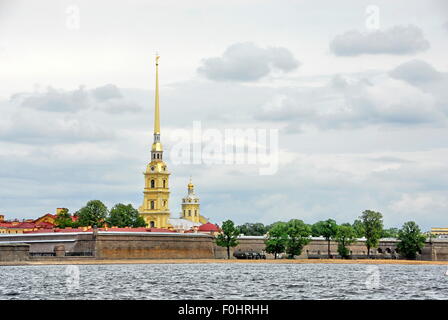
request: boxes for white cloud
[257,73,445,132]
[330,25,430,56]
[198,42,300,82]
[389,59,443,85]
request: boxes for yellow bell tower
[138,55,170,228]
[181,178,208,224]
[181,178,200,223]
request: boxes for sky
[0,0,447,230]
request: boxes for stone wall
[230,237,448,261]
[0,243,30,261]
[1,232,448,261]
[94,232,215,259]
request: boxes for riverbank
[1,258,448,266]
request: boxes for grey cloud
[19,86,90,112]
[256,73,444,132]
[197,42,300,82]
[98,99,142,114]
[92,84,123,101]
[368,156,413,164]
[0,109,115,144]
[14,85,142,114]
[389,59,443,85]
[330,25,430,56]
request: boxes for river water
[0,263,447,300]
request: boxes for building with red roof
[197,222,220,235]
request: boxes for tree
[237,223,268,236]
[335,223,357,259]
[216,220,240,259]
[265,222,288,259]
[352,219,365,238]
[285,219,311,259]
[397,221,426,260]
[108,203,146,228]
[312,219,338,258]
[54,208,74,229]
[77,200,108,227]
[360,210,384,257]
[382,227,399,238]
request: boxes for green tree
[265,222,288,259]
[107,203,146,228]
[216,220,240,259]
[360,210,384,257]
[54,208,73,229]
[237,223,268,236]
[335,223,357,259]
[397,221,426,260]
[382,227,399,238]
[352,219,365,238]
[285,219,311,259]
[312,219,338,258]
[77,200,108,227]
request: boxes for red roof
[36,222,54,228]
[147,228,176,233]
[11,222,36,229]
[54,228,88,232]
[101,227,149,232]
[0,222,14,227]
[198,222,220,232]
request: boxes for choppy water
[0,263,447,300]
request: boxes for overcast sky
[0,0,447,230]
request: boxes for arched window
[183,210,185,216]
[188,210,191,216]
[150,221,155,228]
[377,248,383,254]
[163,180,166,188]
[151,180,155,188]
[194,210,197,216]
[150,201,155,209]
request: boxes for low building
[431,228,448,238]
[197,222,220,235]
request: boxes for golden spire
[154,54,160,134]
[151,54,163,153]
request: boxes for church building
[138,56,209,230]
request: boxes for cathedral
[138,55,209,230]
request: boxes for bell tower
[181,178,202,224]
[138,55,170,228]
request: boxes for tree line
[217,210,427,260]
[54,200,146,229]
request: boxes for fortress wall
[94,232,215,259]
[425,241,448,261]
[0,243,30,261]
[1,233,448,261]
[231,237,448,261]
[0,233,79,253]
